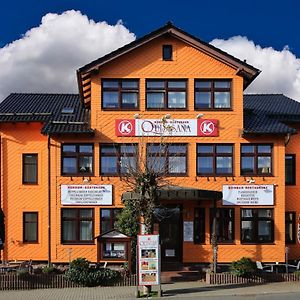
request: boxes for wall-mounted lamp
[83,177,91,183]
[246,178,255,184]
[196,113,204,119]
[164,114,171,119]
[133,113,140,119]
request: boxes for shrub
[42,266,56,274]
[65,257,121,287]
[231,257,257,277]
[17,268,30,278]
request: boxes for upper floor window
[241,208,274,243]
[23,154,38,184]
[285,154,296,185]
[146,143,187,175]
[241,144,272,176]
[100,208,122,234]
[210,208,234,243]
[146,80,187,109]
[23,212,38,243]
[162,45,173,60]
[61,208,94,244]
[197,144,233,176]
[62,144,93,176]
[100,144,137,175]
[102,79,139,109]
[195,80,231,109]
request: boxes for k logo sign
[115,119,135,136]
[197,119,218,136]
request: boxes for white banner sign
[183,221,194,242]
[61,185,113,205]
[138,235,160,286]
[222,185,274,206]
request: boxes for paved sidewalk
[1,281,300,299]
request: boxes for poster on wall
[61,185,113,205]
[222,185,274,206]
[137,235,160,286]
[183,221,194,242]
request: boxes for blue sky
[1,0,300,101]
[1,0,299,54]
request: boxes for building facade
[0,23,300,265]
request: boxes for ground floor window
[194,208,205,244]
[285,212,296,244]
[241,208,274,243]
[100,208,122,234]
[210,208,234,243]
[23,212,38,243]
[61,208,94,244]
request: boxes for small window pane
[241,145,255,153]
[258,209,272,218]
[241,157,254,174]
[101,157,118,174]
[215,81,230,88]
[63,145,76,153]
[101,209,111,219]
[216,145,232,154]
[195,92,211,108]
[258,157,271,174]
[120,157,136,173]
[80,220,93,241]
[197,145,213,153]
[147,81,164,89]
[79,145,93,153]
[169,157,186,174]
[195,81,211,88]
[103,91,119,108]
[168,92,186,108]
[214,92,230,108]
[122,93,138,108]
[80,209,93,218]
[216,157,232,174]
[197,157,213,174]
[258,220,272,242]
[120,145,136,154]
[122,80,138,89]
[63,221,76,241]
[102,80,118,88]
[241,220,254,242]
[147,144,164,153]
[63,158,77,174]
[168,145,186,154]
[147,157,165,173]
[168,81,186,88]
[163,45,172,60]
[62,209,77,218]
[242,209,253,218]
[147,93,164,108]
[101,145,116,154]
[25,213,37,222]
[258,145,272,153]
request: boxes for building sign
[61,185,113,205]
[183,221,194,242]
[222,185,274,206]
[138,235,160,286]
[115,119,218,137]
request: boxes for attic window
[61,107,74,114]
[162,45,173,61]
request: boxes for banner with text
[61,185,113,205]
[115,119,218,137]
[222,185,274,206]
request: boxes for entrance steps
[161,263,206,283]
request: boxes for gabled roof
[0,93,93,135]
[243,94,300,135]
[77,22,260,106]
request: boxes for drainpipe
[47,135,51,266]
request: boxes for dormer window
[162,45,173,61]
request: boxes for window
[241,209,274,243]
[23,212,38,243]
[285,212,296,244]
[194,208,205,244]
[162,45,172,60]
[23,154,38,184]
[102,79,139,109]
[195,80,231,109]
[100,144,137,175]
[62,144,93,175]
[103,242,126,259]
[147,144,187,175]
[100,208,122,234]
[285,154,296,185]
[146,80,187,109]
[61,208,94,244]
[210,208,234,243]
[241,144,272,176]
[197,144,233,176]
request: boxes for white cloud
[210,36,300,101]
[0,10,136,100]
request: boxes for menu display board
[137,235,160,286]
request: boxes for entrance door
[158,206,182,262]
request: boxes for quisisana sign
[61,185,113,205]
[115,119,218,137]
[222,185,274,206]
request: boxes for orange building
[0,23,300,266]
